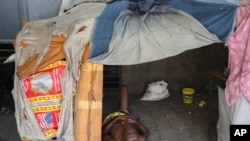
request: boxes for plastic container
[182,88,195,104]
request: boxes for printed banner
[22,60,66,138]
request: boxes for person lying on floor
[102,85,149,141]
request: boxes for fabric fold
[89,4,221,65]
[225,6,250,106]
[13,3,105,140]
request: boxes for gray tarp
[13,3,105,140]
[89,4,221,65]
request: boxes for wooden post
[74,44,103,141]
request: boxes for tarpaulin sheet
[158,0,238,41]
[89,0,237,65]
[13,2,105,140]
[89,2,221,65]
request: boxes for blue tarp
[89,1,128,58]
[158,0,238,41]
[89,0,238,60]
[192,0,239,5]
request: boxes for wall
[121,43,228,95]
[0,0,62,44]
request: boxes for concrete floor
[0,86,218,141]
[127,91,218,141]
[0,86,20,141]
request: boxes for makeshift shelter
[11,0,250,141]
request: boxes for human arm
[103,115,128,134]
[127,117,150,141]
[102,133,115,141]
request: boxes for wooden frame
[74,46,103,141]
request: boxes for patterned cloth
[225,5,250,106]
[21,61,66,138]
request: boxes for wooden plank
[209,69,227,82]
[74,44,103,141]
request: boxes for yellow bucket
[182,88,195,104]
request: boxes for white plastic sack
[3,54,15,63]
[140,80,170,101]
